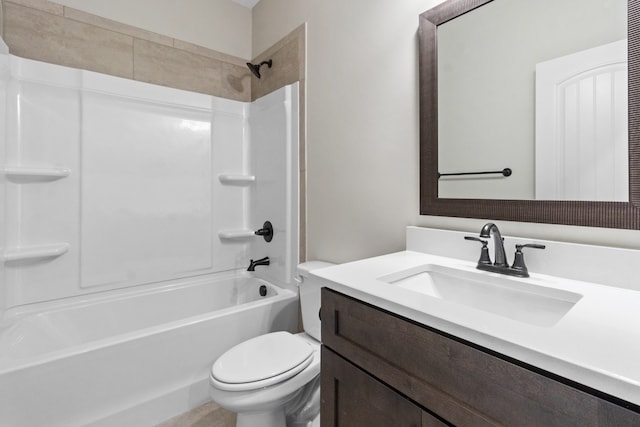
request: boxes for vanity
[316,227,640,426]
[315,0,640,423]
[320,290,638,426]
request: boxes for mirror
[438,0,627,201]
[419,0,640,228]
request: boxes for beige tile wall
[251,24,305,102]
[1,0,251,100]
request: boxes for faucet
[479,222,508,268]
[465,223,546,278]
[247,256,270,271]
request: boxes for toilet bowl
[209,261,334,427]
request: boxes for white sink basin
[378,264,582,327]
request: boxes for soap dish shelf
[4,243,70,262]
[218,230,255,240]
[4,166,71,179]
[218,174,255,186]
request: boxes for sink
[378,264,582,327]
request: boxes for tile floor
[155,401,236,427]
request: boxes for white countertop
[313,250,640,406]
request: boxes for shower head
[246,60,272,78]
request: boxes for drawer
[321,288,640,427]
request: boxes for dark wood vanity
[320,288,640,426]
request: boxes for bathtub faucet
[247,256,270,271]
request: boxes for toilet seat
[211,331,314,392]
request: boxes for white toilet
[209,261,333,427]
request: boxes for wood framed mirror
[419,0,640,229]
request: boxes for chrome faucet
[247,256,270,271]
[465,223,546,278]
[479,222,508,268]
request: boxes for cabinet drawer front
[321,288,640,427]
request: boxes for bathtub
[0,273,298,427]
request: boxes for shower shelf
[4,243,70,262]
[218,174,255,186]
[218,230,255,240]
[3,166,71,178]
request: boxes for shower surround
[0,37,300,426]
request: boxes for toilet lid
[211,331,314,391]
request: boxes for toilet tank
[298,261,335,341]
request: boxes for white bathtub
[0,273,298,427]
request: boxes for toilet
[209,261,334,427]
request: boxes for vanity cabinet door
[321,346,438,427]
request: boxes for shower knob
[254,221,274,242]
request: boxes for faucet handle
[516,243,546,251]
[254,221,274,242]
[511,244,546,276]
[464,236,492,266]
